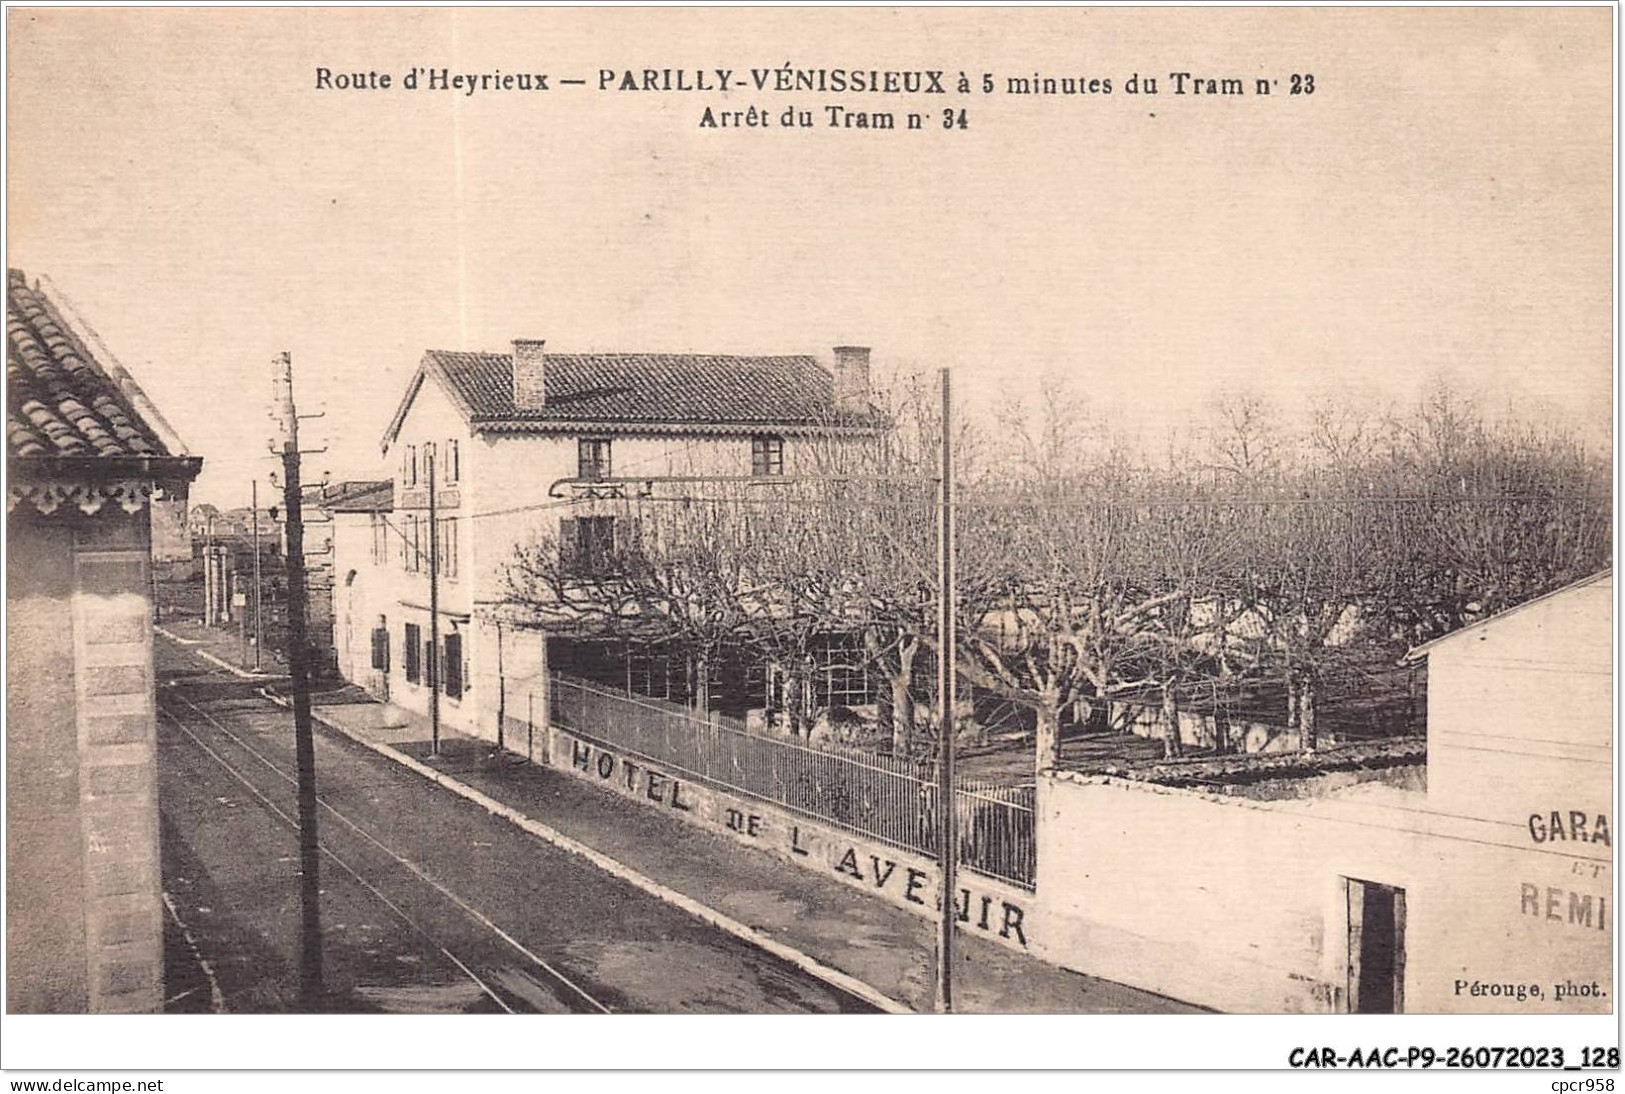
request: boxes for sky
[7,7,1613,507]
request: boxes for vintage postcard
[3,2,1616,1082]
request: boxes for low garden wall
[546,723,1036,954]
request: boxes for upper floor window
[578,438,612,481]
[404,444,418,487]
[403,513,422,573]
[438,517,459,580]
[560,515,618,577]
[370,513,388,564]
[752,435,784,477]
[445,439,460,484]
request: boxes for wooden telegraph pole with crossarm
[270,350,325,1009]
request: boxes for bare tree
[1205,389,1284,485]
[502,490,768,713]
[500,367,1610,771]
[957,379,1184,773]
[1133,482,1251,757]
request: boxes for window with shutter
[404,623,421,683]
[440,517,458,579]
[578,438,612,480]
[558,517,579,574]
[443,633,463,698]
[579,516,615,576]
[615,515,642,559]
[371,625,389,671]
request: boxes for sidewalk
[304,696,1203,1015]
[155,615,286,679]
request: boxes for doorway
[1346,878,1406,1013]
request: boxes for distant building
[189,503,275,543]
[304,479,390,677]
[191,505,279,630]
[6,269,202,1012]
[326,479,395,696]
[185,503,218,540]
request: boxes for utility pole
[495,619,506,752]
[204,516,218,627]
[271,351,324,1010]
[935,366,957,1015]
[252,478,263,670]
[427,444,441,757]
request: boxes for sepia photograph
[2,1,1617,1083]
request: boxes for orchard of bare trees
[503,372,1610,775]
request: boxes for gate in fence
[548,672,1036,888]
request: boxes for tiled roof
[324,479,394,513]
[424,350,861,428]
[7,269,170,460]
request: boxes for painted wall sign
[552,728,1033,950]
[826,841,1028,945]
[1527,811,1611,846]
[1519,883,1609,932]
[568,736,696,812]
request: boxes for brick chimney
[512,339,547,410]
[832,345,872,413]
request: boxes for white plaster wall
[330,512,372,685]
[331,510,410,701]
[1425,576,1611,820]
[466,618,548,747]
[372,377,481,731]
[383,377,477,616]
[467,430,823,603]
[1034,773,1611,1014]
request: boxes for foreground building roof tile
[7,269,171,460]
[7,269,201,516]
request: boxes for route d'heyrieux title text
[313,65,1320,132]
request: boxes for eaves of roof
[469,417,885,438]
[1401,569,1613,663]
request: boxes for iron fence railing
[549,673,1035,888]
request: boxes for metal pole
[428,447,441,757]
[205,519,215,627]
[272,351,324,1009]
[496,619,506,751]
[935,366,957,1014]
[204,529,216,626]
[252,479,263,670]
